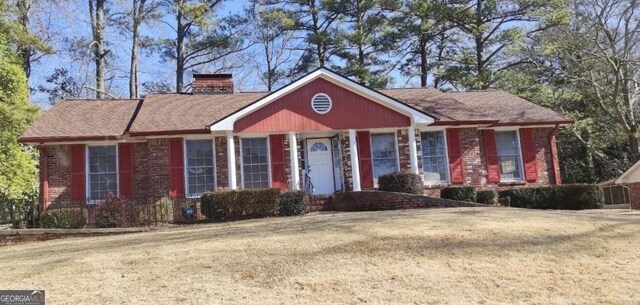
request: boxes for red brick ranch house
[20,68,572,211]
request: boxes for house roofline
[19,135,121,144]
[489,120,574,127]
[126,129,211,137]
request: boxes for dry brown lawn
[1,207,639,304]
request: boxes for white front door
[307,138,335,195]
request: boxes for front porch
[221,128,423,196]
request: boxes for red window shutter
[357,131,374,189]
[519,128,538,182]
[446,129,464,184]
[483,130,501,183]
[69,144,86,202]
[118,143,134,199]
[169,138,185,198]
[269,135,287,190]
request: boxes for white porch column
[349,129,362,191]
[289,132,300,190]
[226,131,237,190]
[408,127,419,175]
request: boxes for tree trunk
[474,0,488,90]
[130,0,145,98]
[176,1,185,93]
[90,0,107,99]
[628,131,640,162]
[419,33,428,87]
[309,0,324,67]
[17,0,31,78]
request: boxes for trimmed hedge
[278,191,310,216]
[475,190,495,205]
[378,172,424,195]
[498,184,604,210]
[201,188,281,221]
[440,187,477,202]
[41,208,86,229]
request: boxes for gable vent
[311,93,332,114]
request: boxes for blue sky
[28,0,415,108]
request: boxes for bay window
[242,138,270,189]
[185,140,216,197]
[420,131,448,183]
[495,130,523,181]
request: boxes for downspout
[549,125,562,185]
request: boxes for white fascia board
[615,161,640,184]
[210,68,435,131]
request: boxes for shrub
[475,190,495,205]
[561,184,604,209]
[440,187,477,202]
[378,172,424,195]
[94,195,134,228]
[498,184,604,210]
[278,191,310,216]
[201,188,281,221]
[41,208,86,229]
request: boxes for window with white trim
[421,131,448,183]
[495,130,523,181]
[242,138,270,189]
[185,140,215,197]
[88,145,117,200]
[371,133,398,182]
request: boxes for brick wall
[283,135,293,188]
[333,191,480,211]
[628,182,640,209]
[214,136,229,190]
[39,128,561,210]
[421,127,558,197]
[140,139,170,197]
[397,129,411,173]
[340,131,354,191]
[45,145,70,207]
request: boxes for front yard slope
[0,208,638,304]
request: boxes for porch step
[309,195,333,212]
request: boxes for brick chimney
[192,73,234,94]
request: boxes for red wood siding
[357,131,374,189]
[118,143,134,199]
[169,138,185,197]
[483,130,501,183]
[269,134,287,190]
[446,129,464,184]
[69,144,85,201]
[234,78,411,132]
[519,128,538,182]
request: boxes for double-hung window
[495,130,523,181]
[242,138,270,189]
[370,133,398,183]
[421,131,448,184]
[88,145,118,200]
[185,140,216,197]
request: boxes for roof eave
[126,128,212,137]
[489,120,574,127]
[19,135,122,145]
